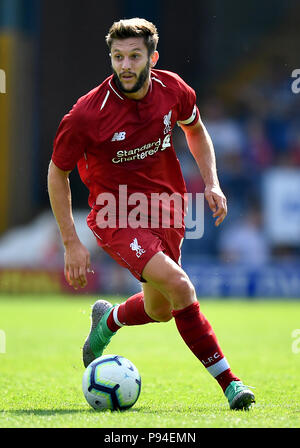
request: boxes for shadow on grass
[0,407,144,416]
[1,404,219,417]
[1,409,89,416]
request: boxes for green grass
[0,295,299,428]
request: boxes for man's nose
[121,57,131,70]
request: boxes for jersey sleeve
[51,101,86,171]
[176,77,200,127]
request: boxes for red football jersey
[52,69,199,228]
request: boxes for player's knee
[166,273,195,303]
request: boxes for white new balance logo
[130,238,146,258]
[111,131,126,141]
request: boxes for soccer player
[48,18,255,410]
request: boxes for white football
[82,354,141,411]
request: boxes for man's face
[110,37,151,94]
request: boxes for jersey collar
[108,75,153,104]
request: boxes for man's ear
[150,51,159,68]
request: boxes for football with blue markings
[82,354,141,411]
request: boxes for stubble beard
[113,61,150,94]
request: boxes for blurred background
[0,0,300,298]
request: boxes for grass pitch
[0,295,299,428]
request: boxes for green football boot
[225,381,255,410]
[82,300,117,368]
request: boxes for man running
[48,18,255,410]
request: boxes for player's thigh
[142,282,172,322]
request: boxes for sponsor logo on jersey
[111,131,126,141]
[111,135,171,164]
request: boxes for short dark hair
[106,18,159,55]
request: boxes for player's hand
[64,240,91,290]
[205,184,227,227]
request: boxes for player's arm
[180,117,227,227]
[47,160,91,289]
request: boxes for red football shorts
[87,209,185,282]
